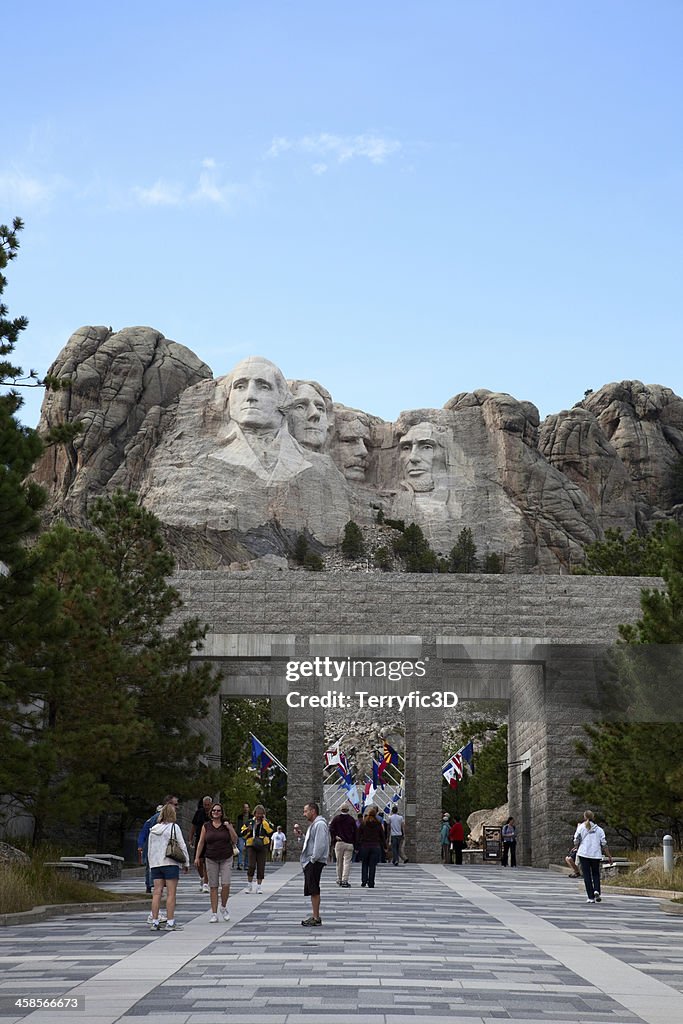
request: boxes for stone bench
[58,856,115,883]
[84,854,123,878]
[44,861,90,882]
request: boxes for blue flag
[251,735,273,772]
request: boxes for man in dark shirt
[329,803,356,887]
[189,796,213,892]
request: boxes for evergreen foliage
[292,532,324,571]
[442,722,508,823]
[221,698,288,826]
[571,521,683,846]
[373,546,392,571]
[341,520,365,559]
[482,552,503,574]
[2,493,221,845]
[573,525,670,577]
[449,528,479,573]
[392,522,439,573]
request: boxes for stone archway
[183,571,653,866]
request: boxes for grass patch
[0,845,132,915]
[603,849,683,893]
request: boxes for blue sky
[4,1,682,428]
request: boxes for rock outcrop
[31,328,683,572]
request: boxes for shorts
[567,850,577,861]
[303,860,324,896]
[150,865,180,881]
[205,857,232,888]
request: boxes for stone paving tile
[1,863,681,1023]
[460,865,683,996]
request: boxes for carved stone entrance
[181,571,653,865]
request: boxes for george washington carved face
[225,357,288,432]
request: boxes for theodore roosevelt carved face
[332,409,371,481]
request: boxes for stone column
[404,701,444,863]
[285,637,325,848]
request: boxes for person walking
[501,816,517,867]
[271,826,287,862]
[388,805,405,866]
[300,801,329,926]
[358,805,385,889]
[329,803,356,886]
[147,802,190,931]
[189,796,213,892]
[194,802,238,922]
[235,802,251,871]
[241,804,274,894]
[574,810,613,903]
[440,814,451,863]
[448,815,465,865]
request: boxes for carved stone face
[227,357,286,431]
[289,383,329,450]
[399,422,446,492]
[332,412,370,480]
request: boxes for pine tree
[392,522,438,572]
[573,525,669,577]
[341,520,365,559]
[571,521,683,845]
[449,528,479,573]
[4,494,222,845]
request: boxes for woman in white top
[147,803,190,930]
[573,810,613,903]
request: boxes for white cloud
[0,169,66,206]
[132,163,249,211]
[133,180,185,206]
[312,163,328,175]
[268,132,401,167]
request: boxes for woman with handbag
[241,804,274,893]
[195,802,239,922]
[147,802,190,931]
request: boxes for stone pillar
[508,645,604,867]
[404,702,444,863]
[285,637,324,847]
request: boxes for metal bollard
[663,834,674,875]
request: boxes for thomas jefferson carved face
[332,411,371,481]
[288,382,330,451]
[226,357,287,431]
[399,422,446,492]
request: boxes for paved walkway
[0,863,682,1024]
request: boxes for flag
[324,743,341,768]
[460,740,475,774]
[442,753,463,789]
[347,784,361,811]
[251,735,273,772]
[378,741,399,781]
[372,759,380,788]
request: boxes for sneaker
[586,898,595,903]
[150,921,160,931]
[147,912,154,924]
[165,922,182,931]
[159,912,167,922]
[336,880,342,886]
[341,881,351,888]
[210,913,218,923]
[301,916,322,927]
[245,881,253,894]
[256,884,263,894]
[202,883,210,893]
[594,892,602,902]
[221,907,230,921]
